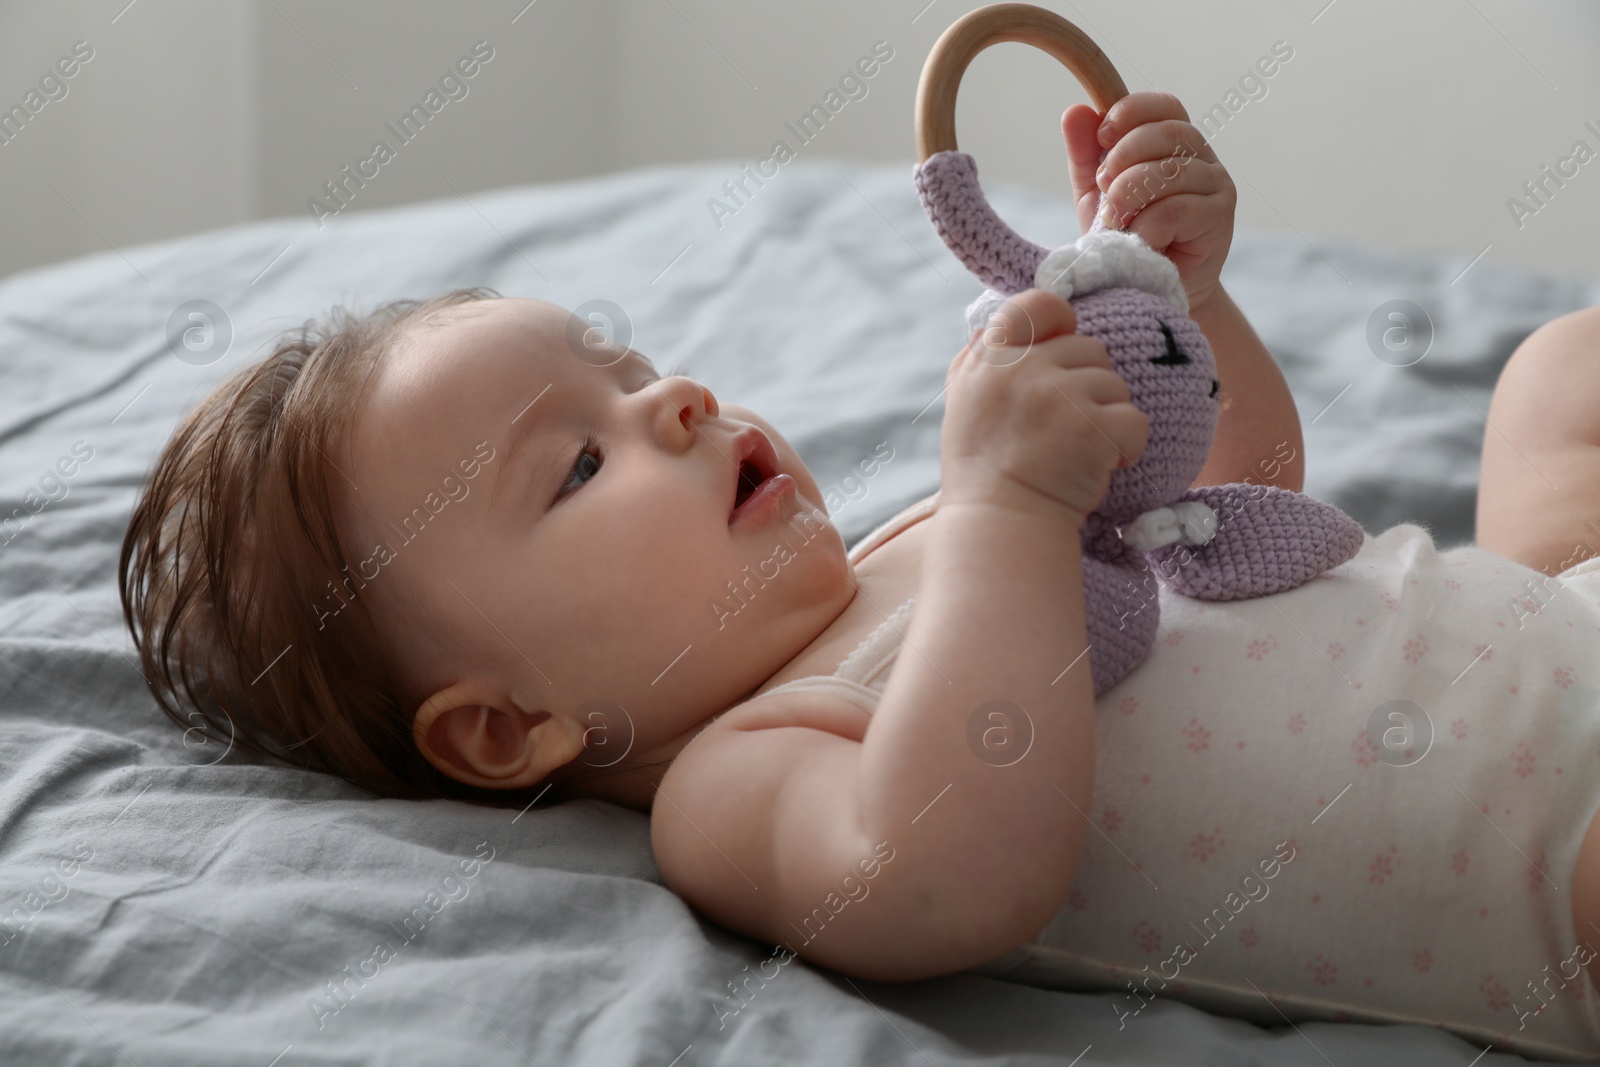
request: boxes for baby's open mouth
[728,428,781,522]
[734,461,765,510]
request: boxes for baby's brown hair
[119,287,560,809]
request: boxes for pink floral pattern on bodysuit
[1133,920,1162,954]
[1246,635,1278,660]
[1189,826,1225,862]
[1018,523,1600,1056]
[1527,850,1549,893]
[1353,729,1379,768]
[1369,845,1401,886]
[1308,954,1338,986]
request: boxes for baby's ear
[413,684,586,789]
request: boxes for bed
[2,158,1597,1066]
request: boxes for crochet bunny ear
[963,228,1188,339]
[1141,484,1367,600]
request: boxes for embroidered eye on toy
[909,3,1365,695]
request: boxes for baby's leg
[1477,307,1600,575]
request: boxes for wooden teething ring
[912,3,1130,296]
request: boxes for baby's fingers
[1096,91,1192,148]
[1098,119,1218,191]
[1100,401,1150,470]
[989,288,1079,348]
[1101,158,1230,231]
[1062,103,1107,231]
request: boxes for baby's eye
[557,434,602,497]
[1150,322,1190,366]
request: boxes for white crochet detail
[963,228,1188,339]
[1120,500,1219,552]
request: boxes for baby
[119,92,1600,1059]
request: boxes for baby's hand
[942,288,1149,524]
[1062,92,1236,315]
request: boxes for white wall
[0,0,259,282]
[2,0,1597,284]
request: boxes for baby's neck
[556,684,769,812]
[571,574,863,812]
[555,728,703,812]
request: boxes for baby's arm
[1188,290,1304,492]
[653,499,1095,980]
[1063,93,1304,493]
[654,291,1120,981]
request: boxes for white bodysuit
[765,492,1600,1061]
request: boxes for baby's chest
[850,506,929,611]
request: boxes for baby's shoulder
[655,689,871,819]
[686,686,873,754]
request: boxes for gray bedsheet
[2,159,1597,1066]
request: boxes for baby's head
[120,290,853,807]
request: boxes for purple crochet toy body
[913,149,1367,695]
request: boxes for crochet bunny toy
[917,157,1365,694]
[910,5,1365,695]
